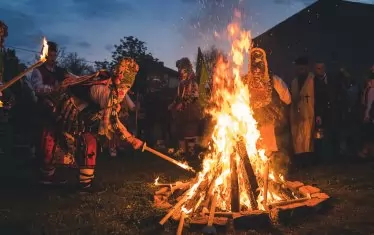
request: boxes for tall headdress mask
[113,58,139,88]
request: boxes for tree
[94,60,111,71]
[111,36,158,65]
[94,36,160,93]
[59,52,94,75]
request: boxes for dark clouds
[0,7,44,49]
[76,41,92,49]
[70,0,135,20]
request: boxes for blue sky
[0,0,373,69]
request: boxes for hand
[129,136,143,150]
[316,116,322,125]
[175,103,183,111]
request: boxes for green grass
[0,149,374,235]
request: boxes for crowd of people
[1,19,374,195]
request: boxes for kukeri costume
[247,48,291,176]
[169,58,201,156]
[38,58,143,192]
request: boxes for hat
[114,58,139,87]
[47,41,58,53]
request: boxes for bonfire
[153,10,329,234]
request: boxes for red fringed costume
[38,58,143,192]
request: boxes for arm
[273,75,291,105]
[90,85,142,148]
[30,68,53,95]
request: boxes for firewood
[237,141,259,198]
[155,187,169,195]
[159,192,188,225]
[230,152,240,212]
[236,157,258,210]
[176,212,186,235]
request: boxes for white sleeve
[30,68,52,92]
[125,94,136,111]
[273,75,291,105]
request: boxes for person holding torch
[38,58,143,194]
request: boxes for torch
[0,37,48,92]
[142,142,195,173]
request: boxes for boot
[39,167,67,186]
[78,181,106,195]
[78,168,106,194]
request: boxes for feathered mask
[176,57,195,80]
[114,58,139,87]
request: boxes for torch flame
[40,37,48,62]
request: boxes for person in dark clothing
[313,62,339,161]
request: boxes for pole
[142,142,195,173]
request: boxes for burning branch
[0,37,48,92]
[142,143,195,173]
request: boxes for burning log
[230,153,240,212]
[202,192,218,234]
[262,160,270,209]
[237,141,259,199]
[176,212,186,235]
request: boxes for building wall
[253,1,374,84]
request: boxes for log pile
[153,177,330,234]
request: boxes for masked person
[168,58,201,157]
[39,58,143,193]
[247,48,291,176]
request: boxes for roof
[253,0,374,83]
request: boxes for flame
[40,37,48,62]
[176,10,289,214]
[154,177,160,185]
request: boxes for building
[253,0,374,83]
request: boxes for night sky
[0,0,373,69]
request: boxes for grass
[0,146,374,235]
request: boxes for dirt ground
[0,148,373,235]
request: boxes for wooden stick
[176,212,185,235]
[207,192,218,226]
[263,160,270,209]
[0,60,43,92]
[142,143,195,173]
[159,193,188,225]
[230,153,240,212]
[268,197,310,208]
